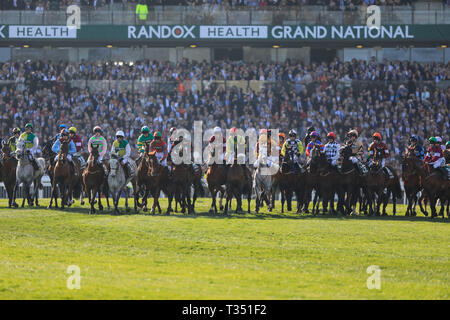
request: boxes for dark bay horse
[48,140,74,210]
[171,163,193,214]
[276,152,304,213]
[1,141,18,208]
[206,163,227,214]
[223,157,248,215]
[147,151,172,215]
[83,145,106,214]
[402,152,425,216]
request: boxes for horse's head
[1,140,11,158]
[88,144,100,164]
[42,140,55,159]
[15,140,26,160]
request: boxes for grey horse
[253,147,278,214]
[107,153,138,214]
[14,140,45,207]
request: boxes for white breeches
[55,154,72,161]
[156,152,166,166]
[429,157,445,168]
[350,156,359,164]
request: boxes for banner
[1,24,449,42]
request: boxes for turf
[0,198,448,300]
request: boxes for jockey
[406,135,425,160]
[225,127,249,181]
[278,132,286,151]
[52,128,77,175]
[323,132,340,168]
[207,127,226,165]
[69,126,86,170]
[111,130,132,180]
[87,126,108,174]
[7,127,21,153]
[137,126,154,155]
[304,126,316,148]
[345,129,367,175]
[19,123,40,170]
[255,129,277,160]
[368,132,393,178]
[281,129,304,171]
[444,141,450,165]
[305,131,324,160]
[53,124,68,143]
[225,127,246,165]
[424,137,447,179]
[150,131,167,166]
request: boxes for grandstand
[0,0,449,171]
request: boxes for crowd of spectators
[0,0,419,11]
[0,57,448,169]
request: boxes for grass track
[0,198,448,299]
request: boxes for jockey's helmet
[279,132,286,140]
[288,129,297,137]
[69,127,77,134]
[116,130,125,138]
[429,137,437,144]
[307,126,315,133]
[13,127,21,134]
[60,128,69,136]
[230,127,237,134]
[409,135,418,142]
[435,136,442,143]
[446,141,450,148]
[93,126,102,133]
[25,123,33,129]
[327,132,336,140]
[213,127,221,134]
[260,128,267,135]
[59,124,67,130]
[310,131,319,138]
[372,132,382,141]
[141,126,150,134]
[154,131,162,139]
[347,129,358,138]
[169,127,177,135]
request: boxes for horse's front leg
[97,188,104,211]
[209,188,217,214]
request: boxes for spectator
[136,0,149,24]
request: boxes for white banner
[9,25,77,39]
[199,26,267,39]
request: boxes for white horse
[14,140,45,207]
[107,153,138,214]
[253,147,278,214]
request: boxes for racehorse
[402,152,424,216]
[13,140,45,208]
[205,163,227,214]
[403,155,448,218]
[47,140,74,210]
[337,144,367,215]
[83,144,106,214]
[308,146,340,215]
[170,163,193,214]
[107,153,138,214]
[1,141,18,208]
[253,147,275,214]
[277,152,304,213]
[146,151,172,215]
[223,155,248,215]
[136,142,153,212]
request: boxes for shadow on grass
[2,199,448,224]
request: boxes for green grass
[0,198,448,300]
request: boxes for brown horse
[405,156,449,218]
[146,151,172,215]
[47,140,74,209]
[277,154,304,213]
[189,164,204,214]
[1,141,18,208]
[136,143,153,212]
[82,145,106,214]
[402,153,426,216]
[223,158,248,215]
[206,163,227,214]
[170,163,193,214]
